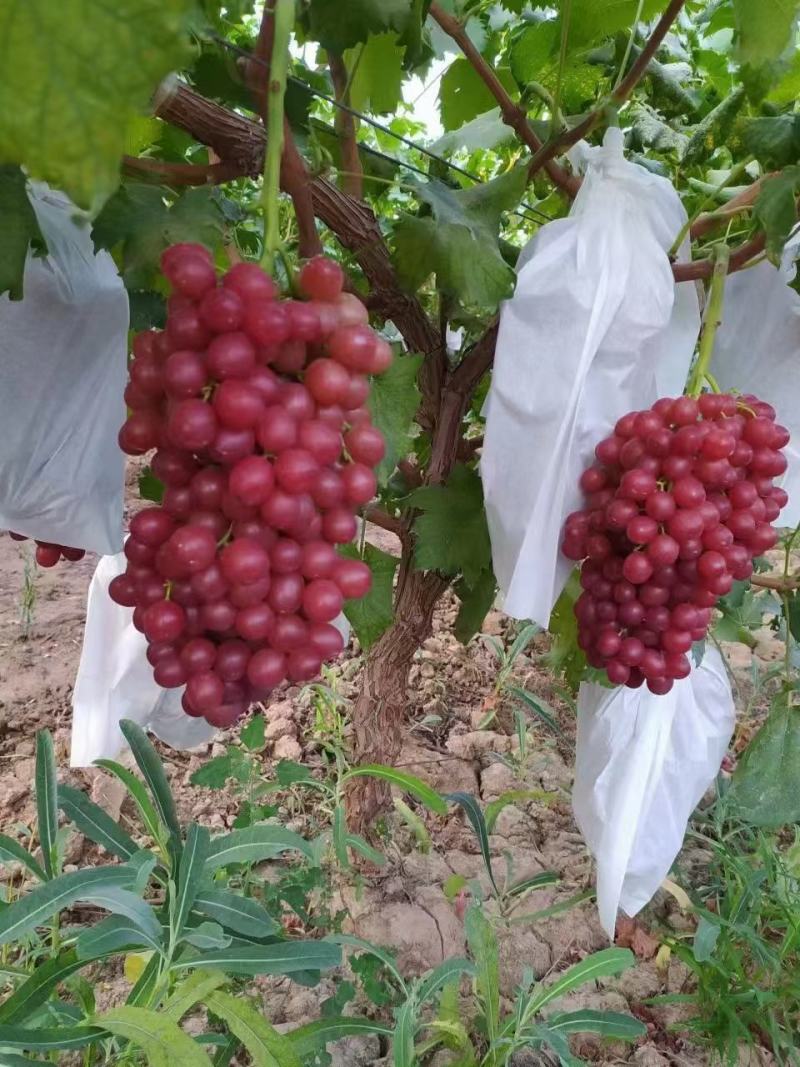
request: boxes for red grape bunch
[562,393,789,694]
[112,244,391,728]
[7,532,86,567]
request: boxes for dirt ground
[0,515,781,1067]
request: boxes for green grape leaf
[409,464,491,587]
[753,165,800,262]
[568,0,670,47]
[767,49,800,104]
[0,0,196,210]
[0,167,46,301]
[733,0,800,65]
[729,695,800,826]
[129,291,167,332]
[393,166,527,310]
[92,185,223,289]
[742,115,800,168]
[347,34,405,116]
[454,568,497,645]
[439,58,518,131]
[431,109,514,156]
[511,0,669,82]
[339,543,398,651]
[307,0,414,53]
[367,353,422,484]
[509,21,560,84]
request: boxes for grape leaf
[367,353,422,484]
[509,21,560,85]
[733,0,800,65]
[392,166,527,310]
[454,568,497,645]
[93,185,223,289]
[568,0,670,47]
[767,49,800,104]
[510,0,669,82]
[729,695,800,826]
[339,543,399,651]
[129,290,167,331]
[753,166,800,262]
[347,34,405,116]
[0,167,46,301]
[307,0,414,53]
[431,110,514,156]
[743,115,800,167]
[439,58,518,131]
[409,465,491,587]
[0,0,196,211]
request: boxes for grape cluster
[113,244,391,727]
[562,393,789,694]
[7,532,86,567]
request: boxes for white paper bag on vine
[71,554,353,766]
[710,229,800,526]
[481,127,701,627]
[573,648,734,937]
[0,183,127,555]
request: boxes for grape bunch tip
[562,392,789,695]
[114,244,391,727]
[7,532,86,568]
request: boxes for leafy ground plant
[0,721,395,1064]
[338,904,645,1066]
[665,801,800,1065]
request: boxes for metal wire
[209,32,554,224]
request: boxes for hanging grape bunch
[7,533,86,567]
[562,393,789,694]
[113,244,391,727]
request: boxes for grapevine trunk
[347,563,449,833]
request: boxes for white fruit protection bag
[71,554,216,767]
[481,127,700,627]
[710,230,800,526]
[481,130,738,934]
[0,184,127,554]
[573,649,735,937]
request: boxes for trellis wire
[209,32,554,224]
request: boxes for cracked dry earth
[0,520,781,1067]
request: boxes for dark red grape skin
[562,390,789,692]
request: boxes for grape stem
[260,0,295,274]
[687,243,730,399]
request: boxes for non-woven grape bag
[0,183,127,554]
[70,553,353,765]
[573,647,734,937]
[481,127,700,626]
[710,230,800,526]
